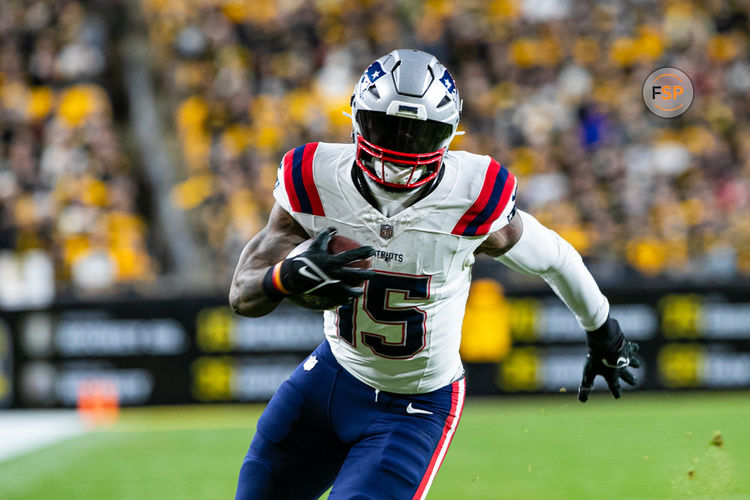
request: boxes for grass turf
[1,392,749,499]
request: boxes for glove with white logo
[263,227,376,305]
[578,316,640,403]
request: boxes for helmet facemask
[356,139,441,188]
[355,111,452,189]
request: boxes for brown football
[286,234,372,310]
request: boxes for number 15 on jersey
[336,271,431,359]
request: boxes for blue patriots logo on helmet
[365,61,386,85]
[439,70,456,95]
[358,61,386,98]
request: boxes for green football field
[1,392,749,499]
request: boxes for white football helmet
[350,49,462,189]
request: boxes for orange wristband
[262,261,290,300]
[271,262,290,295]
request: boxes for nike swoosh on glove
[578,316,641,403]
[265,227,376,306]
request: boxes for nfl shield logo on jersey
[380,224,393,239]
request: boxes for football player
[230,49,640,499]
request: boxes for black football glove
[578,316,641,403]
[265,227,376,305]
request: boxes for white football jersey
[273,142,516,393]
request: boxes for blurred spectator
[140,0,750,285]
[7,0,750,298]
[0,0,155,304]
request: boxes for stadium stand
[0,0,155,304]
[4,0,750,303]
[140,0,750,286]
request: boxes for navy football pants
[235,341,465,499]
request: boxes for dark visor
[356,110,453,154]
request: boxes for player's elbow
[228,286,242,313]
[231,302,266,318]
[229,284,255,317]
[228,282,274,318]
[548,233,584,277]
[229,295,261,318]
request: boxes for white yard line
[0,410,86,462]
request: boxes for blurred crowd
[141,0,750,284]
[0,0,154,304]
[3,0,750,303]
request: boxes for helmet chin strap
[362,165,428,217]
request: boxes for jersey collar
[350,162,446,215]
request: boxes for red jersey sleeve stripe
[301,142,324,216]
[452,158,515,236]
[282,148,301,213]
[473,172,516,235]
[282,143,325,216]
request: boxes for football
[286,234,372,310]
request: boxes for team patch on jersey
[282,143,325,216]
[380,224,394,239]
[452,158,516,236]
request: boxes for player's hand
[578,316,640,403]
[280,227,376,302]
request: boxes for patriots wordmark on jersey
[274,141,517,393]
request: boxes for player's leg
[235,344,349,500]
[328,378,466,499]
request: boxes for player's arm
[477,211,609,330]
[229,204,376,318]
[477,210,640,402]
[229,204,309,317]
